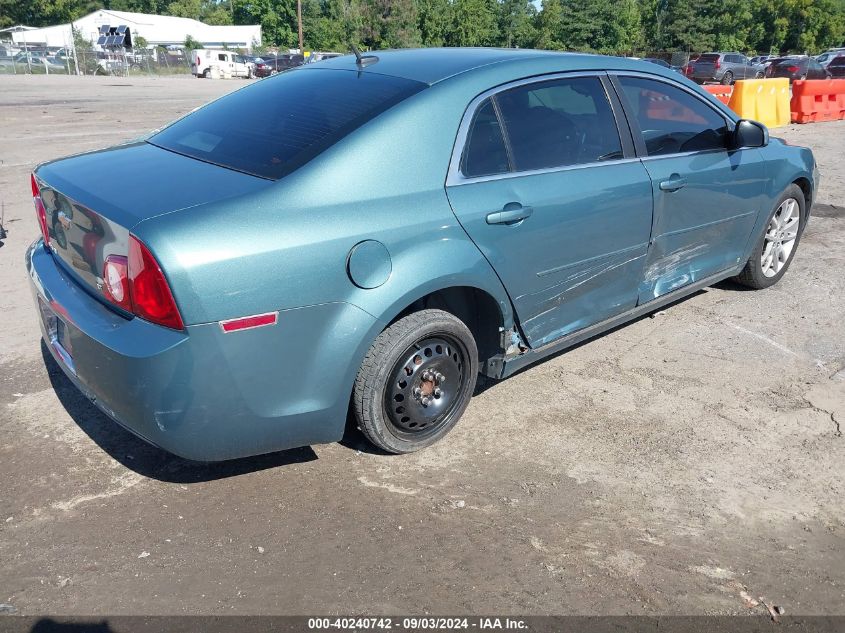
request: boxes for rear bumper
[27,240,379,461]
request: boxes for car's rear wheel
[734,184,805,289]
[755,70,764,78]
[721,71,734,85]
[353,309,478,454]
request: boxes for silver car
[692,52,765,85]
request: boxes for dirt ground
[0,75,843,617]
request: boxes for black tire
[353,309,479,454]
[755,71,764,78]
[734,184,806,289]
[721,71,734,85]
[202,68,211,78]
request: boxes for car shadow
[41,342,317,483]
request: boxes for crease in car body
[26,48,818,459]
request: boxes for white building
[11,9,261,51]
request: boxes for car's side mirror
[731,119,768,149]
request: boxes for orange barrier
[791,79,845,123]
[703,84,733,105]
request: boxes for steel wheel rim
[384,334,468,440]
[761,197,799,277]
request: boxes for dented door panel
[446,161,654,348]
[638,148,767,301]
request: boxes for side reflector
[220,312,278,333]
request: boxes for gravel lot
[0,75,843,616]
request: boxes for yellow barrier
[727,78,790,128]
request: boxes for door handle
[659,176,687,192]
[486,204,534,225]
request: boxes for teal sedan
[27,48,818,460]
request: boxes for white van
[191,49,252,78]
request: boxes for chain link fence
[0,47,193,76]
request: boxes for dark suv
[691,52,764,84]
[254,54,304,78]
[766,56,831,82]
[828,55,845,78]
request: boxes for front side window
[616,76,728,156]
[150,69,426,180]
[494,76,623,171]
[218,54,227,62]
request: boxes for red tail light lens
[102,255,131,311]
[31,174,50,248]
[786,65,799,73]
[714,60,721,69]
[128,235,184,330]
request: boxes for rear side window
[461,99,509,178]
[149,69,426,180]
[617,76,728,156]
[495,76,622,171]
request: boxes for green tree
[418,0,451,46]
[184,34,203,48]
[534,0,563,49]
[362,0,421,48]
[450,0,499,46]
[498,0,537,48]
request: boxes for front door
[612,74,768,302]
[446,75,654,347]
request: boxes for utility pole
[297,0,303,53]
[69,22,81,76]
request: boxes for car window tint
[461,99,510,178]
[149,69,426,180]
[617,76,728,156]
[218,54,226,61]
[495,76,622,171]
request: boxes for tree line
[3,0,844,55]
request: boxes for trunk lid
[35,141,269,297]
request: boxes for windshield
[149,69,426,180]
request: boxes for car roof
[299,47,670,86]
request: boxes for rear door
[445,73,654,347]
[611,73,767,302]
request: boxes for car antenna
[350,43,378,67]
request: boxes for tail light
[196,56,201,67]
[103,255,131,311]
[31,174,50,248]
[786,65,799,73]
[101,235,184,330]
[714,60,721,69]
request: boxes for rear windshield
[775,58,805,67]
[698,54,720,62]
[149,69,426,180]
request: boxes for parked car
[12,51,66,72]
[827,55,845,78]
[816,48,845,68]
[691,52,764,84]
[765,56,830,81]
[254,53,304,77]
[305,51,342,64]
[191,49,252,78]
[643,57,683,73]
[27,49,817,460]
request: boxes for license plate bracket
[38,298,76,374]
